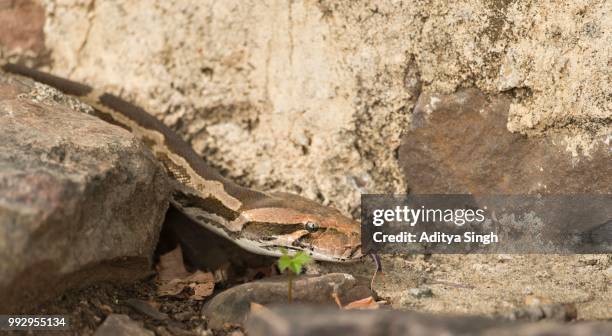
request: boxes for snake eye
[304,221,319,232]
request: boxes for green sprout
[277,248,312,303]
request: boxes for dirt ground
[20,239,610,335]
[323,254,611,320]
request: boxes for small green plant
[277,248,312,303]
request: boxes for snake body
[3,63,362,262]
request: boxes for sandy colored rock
[507,303,577,322]
[35,0,610,217]
[0,73,170,312]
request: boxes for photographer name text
[373,231,499,245]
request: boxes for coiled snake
[2,63,363,263]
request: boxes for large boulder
[0,0,46,58]
[0,73,170,312]
[400,89,610,194]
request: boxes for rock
[0,73,170,312]
[172,310,193,321]
[398,286,434,306]
[408,287,433,298]
[497,255,513,263]
[166,325,196,336]
[124,298,169,321]
[399,89,610,194]
[578,256,603,266]
[482,322,612,336]
[198,329,214,336]
[246,305,612,336]
[0,0,46,55]
[94,314,154,336]
[507,303,577,322]
[203,273,371,329]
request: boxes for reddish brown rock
[0,0,46,54]
[399,89,610,194]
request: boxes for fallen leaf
[187,271,215,300]
[147,300,161,310]
[97,303,113,315]
[157,278,185,296]
[157,246,190,281]
[250,302,267,314]
[343,296,380,310]
[156,246,215,300]
[249,302,286,329]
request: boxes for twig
[370,254,383,290]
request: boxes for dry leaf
[156,246,215,300]
[157,246,190,281]
[187,271,215,300]
[343,296,380,310]
[157,278,185,296]
[249,302,287,330]
[250,302,268,314]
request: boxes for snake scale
[2,63,363,263]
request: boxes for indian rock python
[2,63,363,263]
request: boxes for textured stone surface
[0,0,46,60]
[507,303,577,322]
[204,273,371,329]
[246,305,612,336]
[399,89,610,194]
[0,73,170,312]
[94,314,154,336]
[486,322,612,336]
[34,0,611,216]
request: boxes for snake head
[238,192,362,262]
